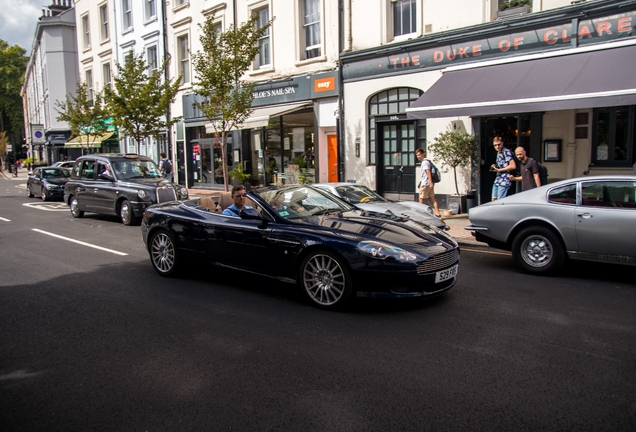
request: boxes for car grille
[417,249,459,275]
[156,187,177,203]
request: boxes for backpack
[162,158,172,174]
[529,157,548,186]
[426,159,441,183]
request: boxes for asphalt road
[1,178,635,431]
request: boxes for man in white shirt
[415,148,440,218]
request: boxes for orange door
[327,134,338,182]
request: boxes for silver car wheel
[519,234,553,268]
[150,232,176,274]
[301,253,348,307]
[70,197,84,218]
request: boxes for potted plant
[427,128,478,213]
[229,163,252,191]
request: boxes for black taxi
[64,154,188,225]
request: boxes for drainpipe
[337,0,346,181]
[161,0,173,164]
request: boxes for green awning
[64,131,117,149]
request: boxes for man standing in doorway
[415,148,441,218]
[490,136,516,201]
[508,146,541,191]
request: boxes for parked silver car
[465,175,636,274]
[313,182,447,230]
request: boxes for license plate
[435,264,458,283]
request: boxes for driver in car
[222,185,254,217]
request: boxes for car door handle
[94,188,99,192]
[577,213,593,219]
[399,166,404,172]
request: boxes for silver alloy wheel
[27,186,33,198]
[302,253,346,306]
[70,197,83,218]
[120,200,131,224]
[520,234,553,268]
[41,188,48,201]
[151,232,175,274]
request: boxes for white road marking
[23,202,69,212]
[32,228,128,256]
[0,216,11,222]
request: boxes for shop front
[341,0,636,208]
[44,131,72,164]
[64,131,120,160]
[180,70,339,190]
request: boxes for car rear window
[548,184,577,205]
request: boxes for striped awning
[64,131,117,149]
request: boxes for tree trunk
[453,167,460,196]
[221,131,229,192]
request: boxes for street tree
[55,81,109,154]
[192,13,272,190]
[0,40,28,147]
[428,128,478,195]
[105,53,181,155]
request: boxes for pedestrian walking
[415,148,441,218]
[490,136,516,201]
[509,146,541,191]
[159,152,173,183]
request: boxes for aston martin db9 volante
[465,175,636,275]
[141,185,460,310]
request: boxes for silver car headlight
[357,240,418,262]
[137,189,148,199]
[45,184,59,190]
[179,187,188,197]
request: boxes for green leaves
[0,40,28,140]
[428,128,478,195]
[105,53,181,153]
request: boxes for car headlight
[357,240,418,262]
[179,187,188,197]
[137,189,148,199]
[45,184,59,189]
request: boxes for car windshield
[42,168,70,178]
[255,186,354,220]
[111,160,161,180]
[335,185,387,204]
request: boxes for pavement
[3,169,487,248]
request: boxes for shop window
[592,106,635,167]
[368,87,423,165]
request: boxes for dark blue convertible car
[141,185,460,310]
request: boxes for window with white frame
[81,14,91,50]
[146,45,158,73]
[145,0,156,20]
[392,0,416,38]
[301,0,321,60]
[176,0,189,6]
[85,70,94,105]
[254,6,271,69]
[122,0,133,30]
[99,3,109,41]
[177,34,190,84]
[102,62,112,89]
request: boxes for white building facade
[340,0,636,209]
[169,0,341,189]
[22,0,78,165]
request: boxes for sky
[0,0,45,53]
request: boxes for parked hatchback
[27,167,72,201]
[64,154,188,225]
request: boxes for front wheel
[26,186,34,198]
[299,250,353,310]
[70,196,84,218]
[512,226,565,275]
[149,230,180,276]
[41,187,49,201]
[119,199,138,225]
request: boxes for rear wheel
[119,199,138,225]
[299,250,353,310]
[512,226,565,274]
[149,230,180,276]
[70,196,84,218]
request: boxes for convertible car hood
[301,210,455,252]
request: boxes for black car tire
[149,229,180,277]
[119,199,139,226]
[299,250,353,310]
[26,185,34,198]
[41,187,49,202]
[70,196,84,218]
[512,226,565,275]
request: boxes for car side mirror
[239,208,263,220]
[28,171,33,176]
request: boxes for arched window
[368,87,423,165]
